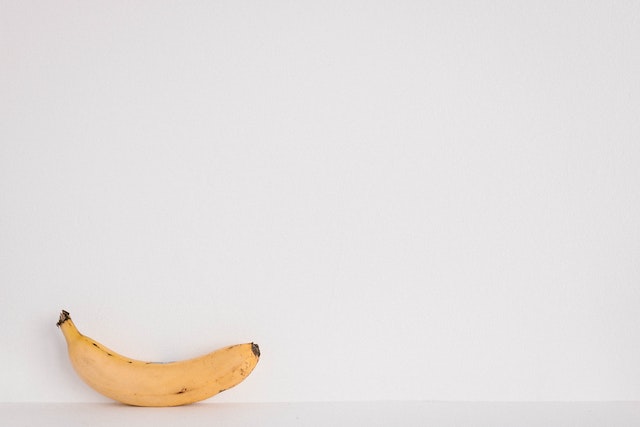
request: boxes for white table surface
[2,401,639,427]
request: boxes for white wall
[1,1,639,403]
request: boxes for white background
[1,1,639,404]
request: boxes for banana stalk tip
[57,310,70,327]
[251,343,260,357]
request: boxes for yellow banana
[56,310,260,407]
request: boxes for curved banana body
[57,310,260,406]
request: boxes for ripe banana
[56,310,260,406]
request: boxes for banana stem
[56,310,71,327]
[57,310,81,341]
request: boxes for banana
[56,310,260,406]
